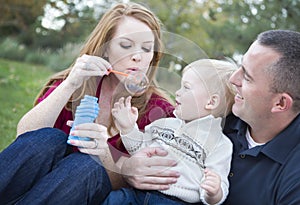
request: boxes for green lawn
[0,58,53,151]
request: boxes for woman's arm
[17,80,77,135]
[17,54,111,136]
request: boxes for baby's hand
[111,96,138,134]
[200,168,222,204]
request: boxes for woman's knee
[69,153,110,183]
[55,152,112,193]
[59,152,105,175]
[17,127,67,147]
[15,128,68,157]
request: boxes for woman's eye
[120,43,131,49]
[142,47,152,52]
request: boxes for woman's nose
[131,52,142,62]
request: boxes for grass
[0,58,53,151]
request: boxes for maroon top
[38,79,175,159]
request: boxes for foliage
[0,37,80,71]
[46,43,82,71]
[139,0,300,59]
[0,58,53,151]
[0,38,27,61]
[201,0,300,56]
[140,0,212,56]
[0,0,48,39]
[1,0,300,65]
[34,1,99,48]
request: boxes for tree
[0,0,47,37]
[32,0,115,49]
[202,0,300,57]
[140,0,300,60]
[2,0,299,60]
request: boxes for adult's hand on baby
[121,147,180,190]
[65,54,111,89]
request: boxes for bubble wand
[108,69,129,77]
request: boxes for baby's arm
[200,137,232,204]
[112,96,155,154]
[200,168,223,204]
[111,96,138,135]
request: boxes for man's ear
[271,93,293,113]
[205,94,220,110]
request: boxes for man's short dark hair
[257,30,300,113]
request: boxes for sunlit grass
[0,58,53,151]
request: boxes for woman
[0,3,178,204]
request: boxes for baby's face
[174,67,210,122]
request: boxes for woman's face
[106,16,155,81]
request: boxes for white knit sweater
[121,115,232,204]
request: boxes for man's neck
[249,113,297,143]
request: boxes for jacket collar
[226,113,300,164]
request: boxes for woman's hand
[67,121,109,156]
[65,54,111,89]
[121,147,180,190]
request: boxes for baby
[107,59,237,204]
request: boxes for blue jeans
[101,188,202,205]
[0,127,112,205]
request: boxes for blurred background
[1,0,299,151]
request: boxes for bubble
[124,71,149,95]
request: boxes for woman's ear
[205,94,220,110]
[271,93,293,113]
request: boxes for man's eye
[243,74,250,81]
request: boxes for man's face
[229,41,281,126]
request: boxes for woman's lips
[127,67,139,71]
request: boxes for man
[223,29,300,204]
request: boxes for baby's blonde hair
[182,59,237,117]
